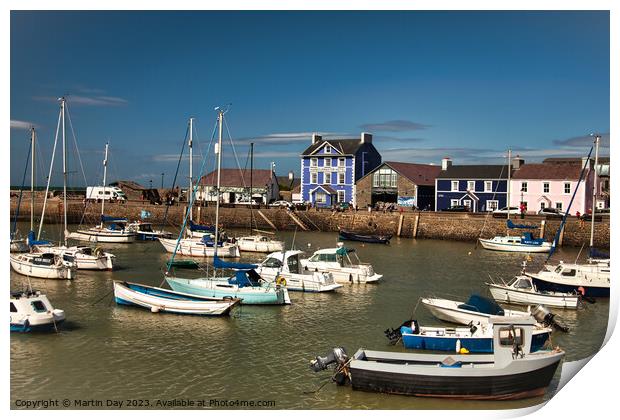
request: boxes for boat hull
[421,298,529,325]
[529,276,610,298]
[9,255,75,280]
[478,238,551,253]
[70,229,136,243]
[113,281,239,316]
[34,245,115,270]
[256,269,342,293]
[487,284,579,308]
[158,238,240,258]
[166,276,290,305]
[236,239,284,253]
[338,230,392,244]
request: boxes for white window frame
[463,199,472,210]
[451,181,459,192]
[451,199,460,207]
[310,158,318,168]
[555,202,563,211]
[540,202,546,211]
[564,182,571,194]
[338,172,345,185]
[521,181,528,193]
[337,190,345,203]
[324,157,332,167]
[467,181,476,191]
[543,182,550,194]
[484,181,493,192]
[338,157,346,167]
[486,200,499,211]
[316,192,326,204]
[325,145,331,154]
[310,172,318,184]
[324,172,331,185]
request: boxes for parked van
[86,186,127,202]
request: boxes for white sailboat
[165,108,289,305]
[300,243,383,284]
[159,117,239,257]
[10,127,37,253]
[478,149,552,253]
[68,142,136,243]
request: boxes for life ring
[276,276,287,287]
[577,286,586,296]
[94,246,103,256]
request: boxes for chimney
[512,155,525,169]
[360,132,373,144]
[312,133,322,145]
[441,157,452,171]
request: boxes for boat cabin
[489,316,537,361]
[261,251,303,274]
[509,276,536,291]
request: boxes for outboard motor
[384,319,416,345]
[310,347,348,372]
[531,305,569,332]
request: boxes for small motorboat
[255,250,342,292]
[127,221,173,241]
[113,281,240,316]
[10,252,76,280]
[421,294,530,325]
[392,319,551,354]
[10,290,65,332]
[300,243,383,284]
[526,261,610,298]
[487,274,580,309]
[311,316,564,400]
[338,229,392,244]
[33,244,115,271]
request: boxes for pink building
[510,157,594,215]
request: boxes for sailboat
[236,142,285,253]
[478,149,553,253]
[30,98,116,270]
[527,135,610,298]
[68,142,136,243]
[165,107,290,305]
[158,117,240,257]
[10,127,37,253]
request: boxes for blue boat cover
[589,248,610,259]
[200,236,223,247]
[213,256,257,270]
[189,220,215,232]
[521,232,544,245]
[27,230,51,247]
[228,269,261,287]
[101,215,128,223]
[458,294,505,316]
[507,220,537,230]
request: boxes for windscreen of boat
[287,254,301,274]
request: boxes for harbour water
[11,224,609,409]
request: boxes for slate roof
[437,165,511,179]
[198,169,274,187]
[301,139,365,156]
[512,163,584,180]
[359,161,441,186]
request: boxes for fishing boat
[421,294,530,325]
[113,281,241,316]
[127,221,173,241]
[478,232,553,253]
[10,290,66,332]
[300,243,383,284]
[487,273,580,309]
[396,318,551,354]
[10,252,76,279]
[165,108,289,305]
[158,234,240,257]
[311,316,564,400]
[338,229,392,244]
[255,250,342,292]
[67,143,136,243]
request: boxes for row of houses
[183,132,608,216]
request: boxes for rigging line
[11,137,32,237]
[163,117,219,278]
[160,123,189,232]
[37,107,63,240]
[64,102,89,188]
[223,115,247,188]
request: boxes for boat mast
[250,141,254,234]
[189,117,194,221]
[61,97,68,245]
[101,143,109,224]
[507,149,511,222]
[30,127,36,232]
[213,107,224,262]
[590,134,600,249]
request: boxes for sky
[10,10,610,188]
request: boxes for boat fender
[456,339,461,353]
[151,306,160,313]
[577,286,586,296]
[459,347,469,354]
[276,276,287,287]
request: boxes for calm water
[10,223,609,409]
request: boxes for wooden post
[558,223,565,247]
[397,214,404,237]
[539,220,545,239]
[413,214,420,238]
[197,206,201,224]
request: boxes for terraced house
[435,158,511,212]
[300,133,381,207]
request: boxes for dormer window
[325,145,332,154]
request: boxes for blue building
[300,133,381,207]
[435,158,512,212]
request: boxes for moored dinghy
[311,316,564,400]
[113,281,240,316]
[10,290,66,332]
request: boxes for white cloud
[10,120,35,130]
[34,94,128,107]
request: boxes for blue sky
[10,10,610,187]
